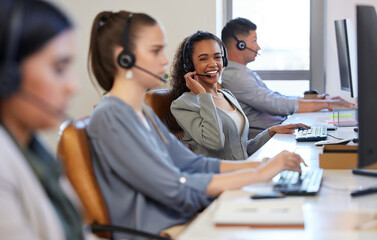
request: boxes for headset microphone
[245,46,260,55]
[195,73,211,78]
[19,90,71,121]
[133,65,166,83]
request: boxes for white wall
[43,0,222,151]
[325,0,377,103]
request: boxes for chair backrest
[57,117,110,235]
[144,88,185,141]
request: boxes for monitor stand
[351,169,377,197]
[352,169,377,177]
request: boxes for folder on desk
[213,197,305,227]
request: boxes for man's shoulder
[222,64,257,90]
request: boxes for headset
[117,13,136,69]
[117,13,166,82]
[231,33,247,51]
[182,35,228,73]
[230,32,259,55]
[0,2,23,98]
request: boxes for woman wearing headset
[170,31,308,160]
[0,0,88,239]
[87,11,305,239]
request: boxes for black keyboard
[295,126,327,142]
[273,168,324,196]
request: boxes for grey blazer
[171,89,271,160]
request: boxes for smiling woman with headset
[0,0,89,239]
[169,31,308,160]
[87,11,305,239]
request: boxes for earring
[126,70,133,79]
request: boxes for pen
[350,187,377,197]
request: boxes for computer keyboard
[273,168,324,196]
[295,126,327,142]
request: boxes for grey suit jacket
[171,89,271,160]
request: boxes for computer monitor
[357,5,377,168]
[334,19,358,98]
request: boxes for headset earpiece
[117,13,136,69]
[231,33,246,51]
[222,42,228,67]
[236,40,246,50]
[182,39,194,73]
[0,65,21,98]
[117,50,135,69]
[183,61,194,73]
[183,59,194,73]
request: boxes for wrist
[261,157,270,166]
[256,162,274,182]
[268,127,276,136]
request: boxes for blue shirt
[87,96,220,239]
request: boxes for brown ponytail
[87,11,157,91]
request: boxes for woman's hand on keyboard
[259,150,307,181]
[268,123,310,136]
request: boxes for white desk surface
[178,111,377,240]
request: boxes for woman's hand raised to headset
[185,71,206,95]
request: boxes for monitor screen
[334,19,358,98]
[357,5,377,168]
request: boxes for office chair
[144,88,185,141]
[57,117,172,240]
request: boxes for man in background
[221,17,355,138]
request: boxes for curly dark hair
[169,37,189,100]
[170,31,224,100]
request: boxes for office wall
[43,0,222,151]
[325,0,377,102]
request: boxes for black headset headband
[121,13,133,52]
[0,1,24,98]
[117,13,136,69]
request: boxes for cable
[322,182,377,195]
[321,183,354,192]
[327,133,343,140]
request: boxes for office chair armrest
[89,224,174,240]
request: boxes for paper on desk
[213,196,305,226]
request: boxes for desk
[178,112,377,240]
